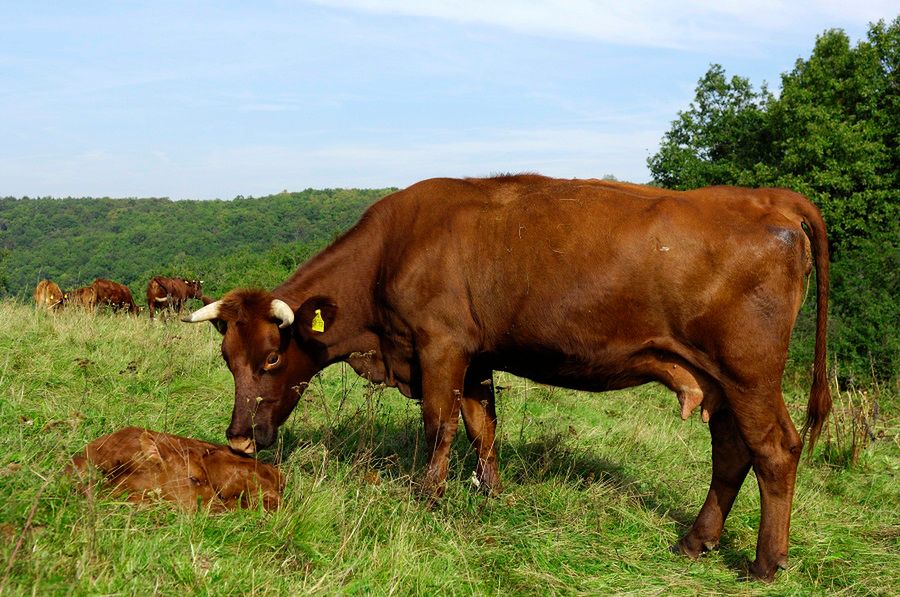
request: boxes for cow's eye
[263,352,281,371]
[189,476,203,486]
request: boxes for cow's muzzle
[228,436,256,456]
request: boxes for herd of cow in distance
[39,175,832,581]
[33,275,205,318]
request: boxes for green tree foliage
[0,188,393,302]
[647,65,773,189]
[648,18,900,383]
[0,247,9,293]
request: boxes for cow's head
[187,279,204,299]
[182,289,335,455]
[47,286,63,307]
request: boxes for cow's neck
[272,214,382,365]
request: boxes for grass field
[0,300,897,595]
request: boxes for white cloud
[311,0,895,49]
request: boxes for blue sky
[1,1,895,199]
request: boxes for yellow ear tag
[311,309,325,333]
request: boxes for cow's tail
[795,195,831,454]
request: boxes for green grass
[0,300,897,595]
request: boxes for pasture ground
[0,300,897,595]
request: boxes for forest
[0,187,392,300]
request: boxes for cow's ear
[212,320,227,335]
[296,296,337,339]
[139,431,164,463]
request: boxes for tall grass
[0,300,897,595]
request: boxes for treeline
[648,18,899,385]
[0,188,393,301]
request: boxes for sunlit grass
[0,300,897,594]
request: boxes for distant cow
[183,175,830,581]
[91,278,138,314]
[146,277,203,320]
[69,427,283,511]
[34,279,64,310]
[65,286,97,311]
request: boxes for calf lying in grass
[69,427,283,511]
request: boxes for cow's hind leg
[459,365,501,495]
[729,391,802,581]
[678,408,751,557]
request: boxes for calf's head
[183,289,334,455]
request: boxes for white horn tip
[271,299,295,328]
[183,300,222,323]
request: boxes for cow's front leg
[460,365,501,495]
[418,345,468,500]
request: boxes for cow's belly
[482,342,720,422]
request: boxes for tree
[647,64,773,190]
[770,27,896,252]
[648,18,900,382]
[0,248,8,294]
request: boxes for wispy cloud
[312,0,893,49]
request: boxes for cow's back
[93,278,137,313]
[377,176,812,387]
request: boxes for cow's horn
[182,300,222,323]
[270,299,294,329]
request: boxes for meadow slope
[0,301,897,595]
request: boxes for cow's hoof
[743,558,785,582]
[416,478,446,508]
[673,535,716,559]
[472,469,502,497]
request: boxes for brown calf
[69,427,283,511]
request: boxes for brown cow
[69,427,283,511]
[33,279,64,310]
[91,278,138,314]
[146,276,203,320]
[64,286,97,310]
[183,175,830,581]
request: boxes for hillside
[0,188,393,300]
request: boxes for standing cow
[146,276,203,320]
[91,278,138,314]
[64,286,96,310]
[33,279,64,310]
[183,175,830,581]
